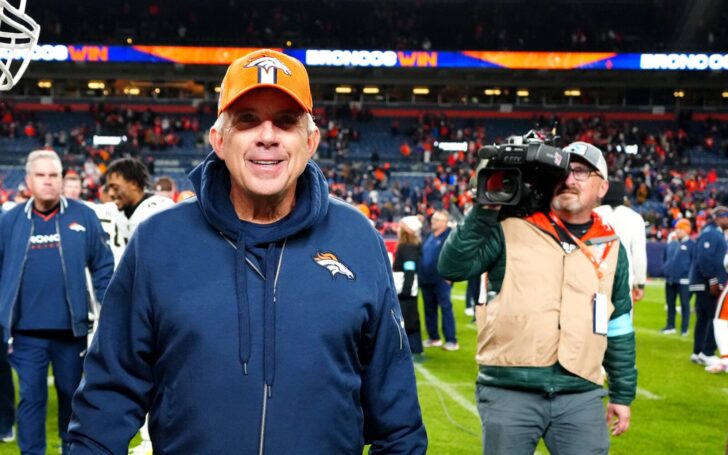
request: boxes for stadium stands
[1,98,727,240]
[27,0,728,52]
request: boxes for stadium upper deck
[27,0,728,52]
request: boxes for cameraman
[438,142,636,455]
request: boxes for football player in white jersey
[90,184,122,260]
[105,157,174,265]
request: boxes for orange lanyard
[549,211,613,284]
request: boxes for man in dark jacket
[438,142,636,455]
[689,206,728,366]
[662,218,695,335]
[68,49,427,454]
[0,150,113,455]
[419,209,458,350]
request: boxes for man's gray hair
[212,112,317,136]
[26,149,62,175]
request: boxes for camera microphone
[478,146,499,160]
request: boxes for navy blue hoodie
[689,220,727,292]
[69,152,427,454]
[662,237,695,285]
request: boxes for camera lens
[485,171,518,203]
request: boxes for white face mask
[0,0,40,91]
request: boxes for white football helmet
[0,0,40,91]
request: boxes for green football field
[413,280,728,455]
[0,280,725,454]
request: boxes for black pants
[693,290,718,356]
[665,282,691,333]
[398,296,422,354]
[0,328,15,435]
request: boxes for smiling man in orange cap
[68,49,427,454]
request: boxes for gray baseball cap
[562,141,608,180]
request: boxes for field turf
[0,281,725,454]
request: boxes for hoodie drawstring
[263,243,277,397]
[236,233,251,374]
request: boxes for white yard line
[636,387,663,400]
[414,363,479,418]
[451,293,465,300]
[419,382,477,389]
[414,366,562,455]
[634,326,691,343]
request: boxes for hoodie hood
[188,151,329,391]
[188,151,329,243]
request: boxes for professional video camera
[475,130,570,218]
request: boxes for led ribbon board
[5,45,727,71]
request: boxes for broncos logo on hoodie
[313,251,355,280]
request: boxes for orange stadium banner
[132,46,279,65]
[461,51,618,70]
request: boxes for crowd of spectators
[28,0,728,52]
[2,103,205,148]
[2,101,728,240]
[339,110,728,238]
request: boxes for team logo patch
[313,251,355,280]
[245,56,292,84]
[564,143,588,155]
[68,222,86,232]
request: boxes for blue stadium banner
[4,44,728,71]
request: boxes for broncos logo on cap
[245,56,292,84]
[313,251,355,280]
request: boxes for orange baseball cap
[217,49,313,116]
[675,218,691,233]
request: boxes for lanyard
[549,211,613,285]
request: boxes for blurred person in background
[152,175,177,201]
[2,183,29,212]
[689,206,728,367]
[419,209,458,351]
[0,150,113,455]
[661,218,695,336]
[595,178,647,303]
[104,157,174,265]
[706,286,728,373]
[62,173,83,201]
[393,215,424,356]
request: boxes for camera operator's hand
[709,282,723,297]
[632,287,644,302]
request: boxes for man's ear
[597,179,609,199]
[307,127,320,159]
[210,125,225,160]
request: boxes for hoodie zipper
[56,217,78,335]
[256,240,286,455]
[391,309,404,350]
[221,231,288,455]
[258,384,269,455]
[8,223,34,341]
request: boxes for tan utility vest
[475,217,620,385]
